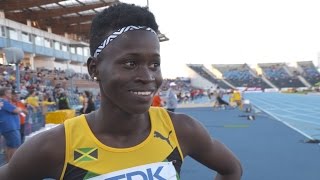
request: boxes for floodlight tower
[4,47,24,92]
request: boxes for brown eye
[124,61,136,68]
[150,62,160,69]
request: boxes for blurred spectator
[74,86,79,94]
[57,91,70,110]
[41,93,56,116]
[165,82,178,112]
[79,92,85,105]
[11,90,28,143]
[80,91,95,114]
[152,91,163,107]
[25,90,40,112]
[0,87,23,162]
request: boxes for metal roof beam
[40,15,95,27]
[5,2,113,20]
[0,0,63,11]
[52,23,91,34]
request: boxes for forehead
[99,30,160,59]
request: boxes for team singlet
[60,107,184,180]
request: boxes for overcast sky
[122,0,320,78]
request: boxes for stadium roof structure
[0,0,169,42]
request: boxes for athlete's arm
[0,125,66,180]
[171,112,242,180]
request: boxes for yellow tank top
[60,107,184,180]
[233,91,241,101]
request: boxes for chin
[126,104,151,114]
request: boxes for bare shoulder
[167,111,208,156]
[0,124,66,179]
[168,111,242,178]
[25,124,66,163]
[169,111,200,135]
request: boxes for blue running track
[244,93,320,140]
[178,103,320,180]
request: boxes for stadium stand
[185,62,320,91]
[213,64,271,89]
[187,64,231,89]
[297,61,320,86]
[258,63,305,88]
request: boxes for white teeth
[130,91,152,96]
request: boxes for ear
[87,56,99,80]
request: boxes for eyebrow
[123,53,160,57]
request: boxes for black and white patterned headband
[93,25,157,58]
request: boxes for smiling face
[89,30,163,114]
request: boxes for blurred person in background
[166,82,178,112]
[151,91,163,107]
[25,90,40,112]
[0,87,23,162]
[213,86,230,109]
[10,90,28,144]
[230,89,242,109]
[57,90,70,110]
[80,90,95,114]
[78,92,85,107]
[40,93,56,116]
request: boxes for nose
[135,66,155,82]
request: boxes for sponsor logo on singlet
[154,131,173,149]
[87,162,177,180]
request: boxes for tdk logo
[87,162,176,180]
[105,166,165,180]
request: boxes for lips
[128,90,155,102]
[129,90,153,96]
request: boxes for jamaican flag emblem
[74,147,98,162]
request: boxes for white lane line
[252,103,315,140]
[248,98,320,120]
[274,114,320,126]
[268,109,320,120]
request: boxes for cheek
[100,71,126,90]
[156,74,163,87]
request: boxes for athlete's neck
[85,110,152,148]
[90,108,151,136]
